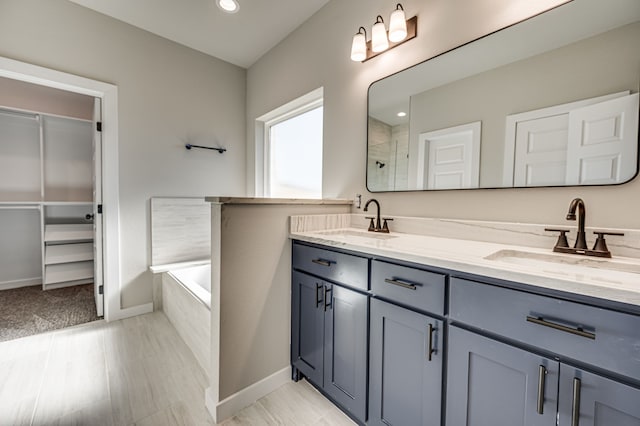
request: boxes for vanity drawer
[450,277,640,381]
[292,243,368,291]
[371,260,445,316]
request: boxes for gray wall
[247,0,640,229]
[0,0,246,308]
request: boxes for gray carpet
[0,284,99,342]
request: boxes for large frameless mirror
[367,0,640,191]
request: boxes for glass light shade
[388,8,407,42]
[371,17,389,53]
[350,31,367,62]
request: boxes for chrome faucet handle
[365,216,376,231]
[592,231,624,256]
[545,228,571,249]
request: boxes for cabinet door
[324,284,368,423]
[559,365,640,426]
[291,271,325,386]
[369,298,443,426]
[446,326,558,426]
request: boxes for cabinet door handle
[312,259,331,267]
[571,378,581,426]
[315,282,323,308]
[537,365,546,414]
[323,285,332,312]
[427,323,437,361]
[385,278,417,290]
[526,316,595,340]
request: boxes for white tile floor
[0,311,355,425]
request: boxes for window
[256,88,323,198]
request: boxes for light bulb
[371,15,389,53]
[388,4,407,42]
[350,27,367,62]
[218,0,239,13]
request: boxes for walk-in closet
[0,76,103,341]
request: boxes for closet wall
[0,77,96,291]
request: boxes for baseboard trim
[205,366,291,423]
[0,277,41,291]
[111,302,154,321]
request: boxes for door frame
[0,55,122,322]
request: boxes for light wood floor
[0,311,355,425]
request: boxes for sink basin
[315,229,398,240]
[485,249,640,275]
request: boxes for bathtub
[168,264,211,308]
[162,263,211,377]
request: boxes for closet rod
[185,144,226,154]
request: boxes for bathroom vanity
[290,216,640,426]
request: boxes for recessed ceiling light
[397,111,407,117]
[218,0,239,13]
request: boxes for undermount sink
[315,229,398,240]
[485,249,640,275]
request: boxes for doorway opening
[0,76,104,341]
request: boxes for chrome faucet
[545,197,624,258]
[363,198,393,233]
[566,197,588,249]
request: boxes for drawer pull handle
[385,278,417,290]
[572,378,581,426]
[312,259,332,267]
[536,365,546,415]
[526,316,595,340]
[427,323,437,361]
[315,282,323,308]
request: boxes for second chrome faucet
[546,197,623,258]
[363,198,393,233]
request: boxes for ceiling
[68,0,331,69]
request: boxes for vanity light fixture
[217,0,239,13]
[388,4,407,42]
[350,27,367,62]
[350,3,417,62]
[371,16,389,53]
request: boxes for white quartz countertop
[290,228,640,308]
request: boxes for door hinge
[99,285,104,295]
[96,122,102,132]
[97,204,103,214]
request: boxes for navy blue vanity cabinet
[557,366,640,426]
[369,260,446,426]
[369,299,444,426]
[323,282,368,422]
[291,242,368,423]
[448,277,640,426]
[291,270,326,385]
[446,326,559,426]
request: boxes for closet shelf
[45,243,93,265]
[44,261,94,285]
[44,224,93,243]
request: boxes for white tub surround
[204,198,352,423]
[290,214,640,307]
[150,197,211,310]
[150,197,211,266]
[162,266,211,377]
